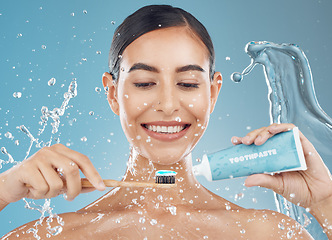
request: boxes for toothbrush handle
[25,179,176,189]
[81,178,176,188]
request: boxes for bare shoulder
[1,212,97,240]
[240,209,314,239]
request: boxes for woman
[1,5,331,239]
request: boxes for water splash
[0,147,16,169]
[232,41,332,239]
[39,80,77,135]
[24,199,64,238]
[1,80,78,239]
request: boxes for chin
[145,151,191,166]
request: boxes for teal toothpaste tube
[193,127,307,181]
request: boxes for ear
[102,72,119,116]
[210,72,222,114]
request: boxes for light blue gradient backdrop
[1,0,331,236]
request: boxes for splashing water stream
[232,41,332,239]
[1,80,78,239]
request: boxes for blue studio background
[1,0,332,237]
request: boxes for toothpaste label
[206,128,307,181]
[229,149,277,164]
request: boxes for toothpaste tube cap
[192,154,212,181]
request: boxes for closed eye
[177,83,199,89]
[134,82,156,88]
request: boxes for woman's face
[105,27,221,165]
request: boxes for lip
[141,121,191,142]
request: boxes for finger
[37,148,82,201]
[61,161,81,201]
[37,160,64,198]
[253,123,296,146]
[244,173,284,195]
[231,136,242,145]
[241,127,266,145]
[50,144,105,191]
[267,123,295,135]
[21,167,50,199]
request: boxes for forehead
[121,27,209,71]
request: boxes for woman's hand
[231,123,332,209]
[0,144,106,209]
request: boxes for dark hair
[108,4,215,82]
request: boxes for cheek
[186,92,210,118]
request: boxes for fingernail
[98,181,106,190]
[243,136,250,144]
[256,136,262,142]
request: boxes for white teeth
[145,125,186,134]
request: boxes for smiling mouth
[141,124,191,134]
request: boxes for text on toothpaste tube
[229,149,277,164]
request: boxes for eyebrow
[128,63,158,73]
[128,63,206,74]
[176,64,206,73]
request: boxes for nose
[154,83,180,116]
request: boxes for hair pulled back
[108,4,215,82]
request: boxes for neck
[116,148,214,209]
[123,147,196,185]
[84,147,225,213]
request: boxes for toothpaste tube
[193,127,307,181]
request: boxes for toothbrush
[26,170,177,189]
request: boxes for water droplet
[89,111,94,116]
[225,203,231,210]
[203,236,208,239]
[150,219,157,225]
[48,78,56,86]
[290,193,295,198]
[95,87,101,93]
[189,104,194,108]
[278,222,285,230]
[111,21,116,25]
[15,140,19,145]
[252,198,257,203]
[81,136,87,142]
[139,217,145,223]
[226,56,230,61]
[41,45,46,49]
[231,72,243,83]
[70,12,75,17]
[17,33,23,38]
[13,92,22,98]
[1,147,8,154]
[287,230,294,239]
[96,51,101,54]
[4,132,13,139]
[240,229,246,234]
[175,117,181,122]
[83,10,87,14]
[167,206,177,215]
